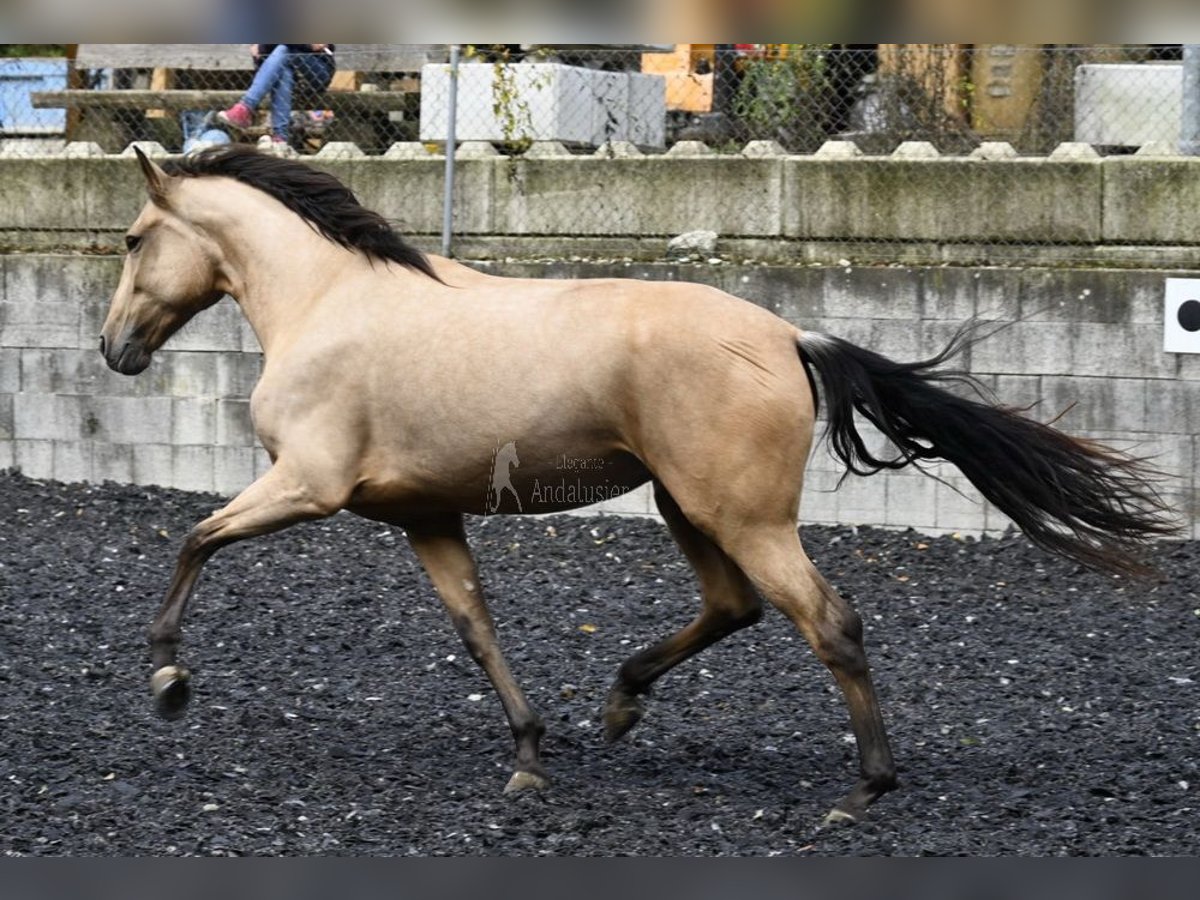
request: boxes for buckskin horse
[99,145,1174,823]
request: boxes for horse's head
[100,148,225,375]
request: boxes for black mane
[163,145,440,280]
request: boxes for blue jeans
[241,45,335,140]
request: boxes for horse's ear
[134,146,172,207]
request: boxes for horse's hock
[0,148,1198,539]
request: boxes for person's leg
[268,54,295,140]
[219,45,290,130]
[242,44,290,109]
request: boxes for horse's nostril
[99,335,107,355]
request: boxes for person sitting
[217,44,336,146]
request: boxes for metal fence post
[441,44,461,256]
[1182,45,1200,155]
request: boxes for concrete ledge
[5,154,1200,259]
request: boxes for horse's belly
[347,450,652,520]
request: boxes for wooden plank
[32,88,416,112]
[76,44,253,70]
[878,43,969,123]
[146,67,174,119]
[74,43,446,72]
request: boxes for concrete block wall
[4,253,1195,539]
[0,254,268,495]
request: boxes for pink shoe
[217,101,253,130]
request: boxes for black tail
[797,327,1178,577]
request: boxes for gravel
[1,471,1197,856]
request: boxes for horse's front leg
[405,515,548,794]
[148,464,342,719]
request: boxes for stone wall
[2,251,1195,537]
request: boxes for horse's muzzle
[100,333,151,375]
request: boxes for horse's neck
[215,210,350,355]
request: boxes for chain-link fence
[2,44,1192,155]
[2,44,1198,265]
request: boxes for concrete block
[0,159,92,230]
[53,440,94,483]
[970,142,1018,160]
[495,157,784,237]
[383,142,437,159]
[214,446,256,495]
[133,444,173,487]
[991,374,1045,411]
[823,266,920,320]
[971,268,1023,321]
[724,265,823,324]
[588,482,653,516]
[933,477,988,533]
[19,348,117,395]
[171,398,217,445]
[1042,375,1147,434]
[1102,158,1200,244]
[783,158,1102,244]
[1017,268,1141,325]
[1143,378,1200,434]
[14,393,84,440]
[892,141,940,159]
[216,353,263,398]
[1071,323,1176,379]
[0,301,80,349]
[86,395,173,445]
[814,140,861,158]
[348,157,493,236]
[216,399,255,446]
[1048,142,1100,160]
[421,63,666,149]
[164,299,245,352]
[798,467,844,526]
[969,321,1075,376]
[829,473,887,526]
[0,439,13,470]
[1074,64,1181,146]
[93,442,134,484]
[918,267,978,321]
[15,439,53,479]
[884,472,938,529]
[0,393,11,440]
[156,350,223,398]
[0,348,18,392]
[172,445,215,494]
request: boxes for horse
[488,441,523,514]
[101,145,1174,824]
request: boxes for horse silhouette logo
[487,441,523,513]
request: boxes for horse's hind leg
[722,525,897,823]
[603,483,763,741]
[405,514,548,794]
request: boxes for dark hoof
[821,808,860,828]
[602,691,645,743]
[151,665,192,720]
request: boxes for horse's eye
[125,234,142,253]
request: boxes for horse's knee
[813,608,868,676]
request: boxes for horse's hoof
[821,808,859,828]
[602,693,645,743]
[503,770,550,795]
[150,665,192,720]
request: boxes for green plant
[731,45,833,151]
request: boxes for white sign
[1164,278,1200,354]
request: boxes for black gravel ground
[1,470,1197,856]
